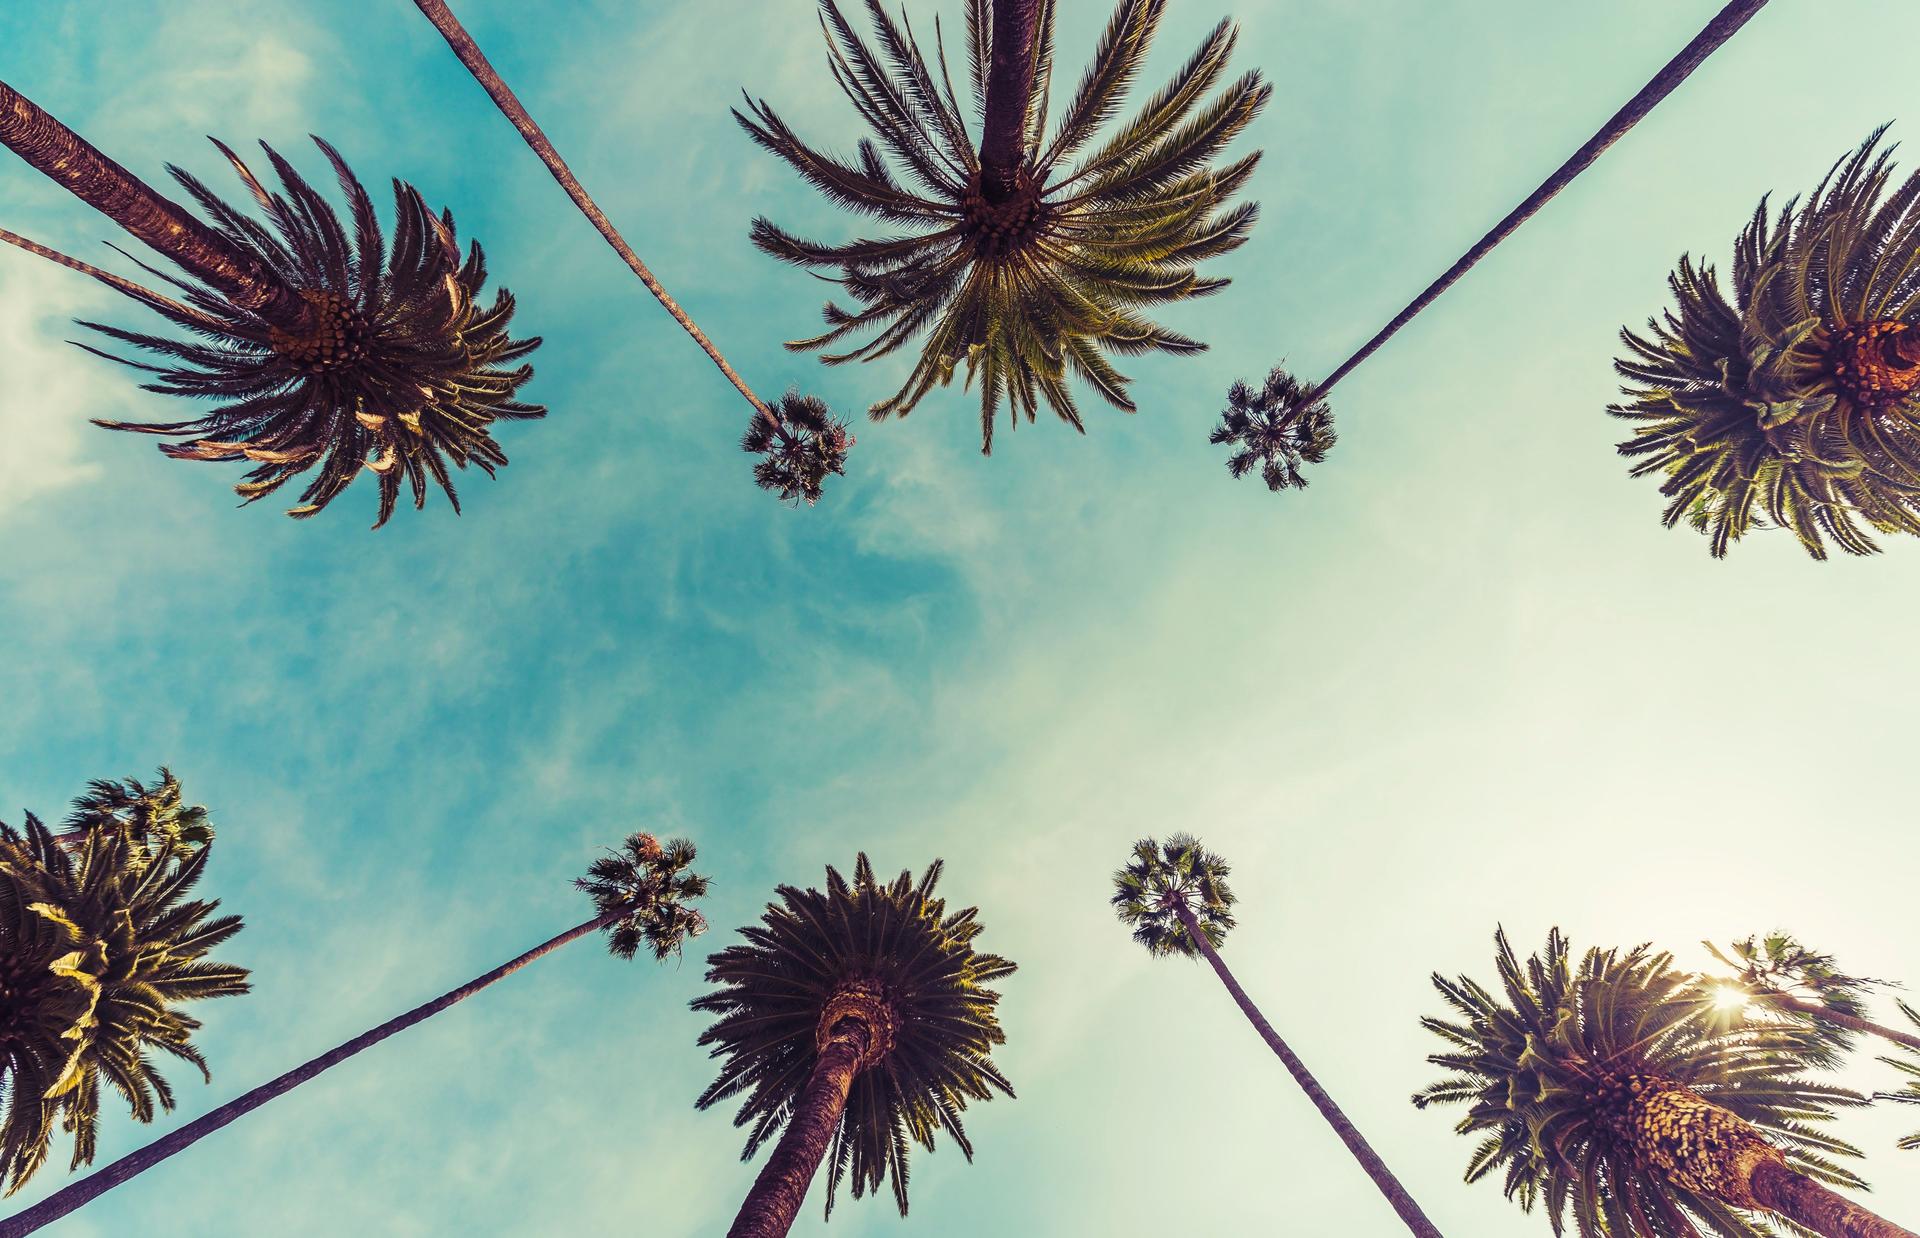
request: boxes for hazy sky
[2,1,1918,1234]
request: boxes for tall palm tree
[1213,0,1768,491]
[693,855,1014,1238]
[1111,835,1443,1237]
[0,80,543,526]
[0,831,707,1237]
[0,777,248,1199]
[1704,934,1920,1057]
[739,0,1269,453]
[405,0,851,505]
[1613,128,1920,558]
[1416,928,1916,1238]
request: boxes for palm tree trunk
[0,228,221,327]
[1306,0,1769,400]
[1756,992,1920,1054]
[1171,904,1444,1238]
[0,910,622,1238]
[978,0,1043,199]
[0,80,309,328]
[1748,1158,1918,1238]
[724,1031,866,1238]
[406,0,779,429]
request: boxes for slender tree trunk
[406,0,778,428]
[724,1031,867,1238]
[1172,905,1444,1238]
[0,911,622,1238]
[1307,0,1769,399]
[1748,1158,1919,1238]
[0,80,309,328]
[0,228,220,327]
[1756,992,1920,1055]
[978,0,1043,199]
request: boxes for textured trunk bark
[1173,905,1444,1238]
[0,79,307,328]
[0,912,622,1238]
[1748,1158,1920,1238]
[977,0,1043,200]
[1757,991,1920,1054]
[724,1032,865,1238]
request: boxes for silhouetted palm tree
[0,80,542,525]
[405,0,850,503]
[1417,928,1914,1238]
[0,777,247,1198]
[741,0,1268,452]
[1111,835,1442,1236]
[1216,0,1768,491]
[1614,128,1920,557]
[694,855,1014,1238]
[0,832,707,1237]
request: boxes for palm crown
[87,137,543,527]
[692,855,1015,1217]
[0,780,248,1195]
[1415,929,1868,1237]
[1612,127,1920,558]
[1110,833,1235,956]
[739,0,1269,452]
[575,831,711,961]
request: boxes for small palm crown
[739,0,1269,452]
[1706,933,1887,1064]
[0,781,248,1195]
[1415,929,1868,1236]
[1612,126,1920,558]
[692,855,1015,1217]
[574,832,711,963]
[87,137,543,527]
[741,393,854,505]
[1110,833,1235,957]
[1210,367,1336,492]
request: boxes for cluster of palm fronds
[1210,367,1335,492]
[741,394,853,505]
[574,832,710,961]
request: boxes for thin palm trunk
[0,228,221,328]
[1755,992,1920,1055]
[1747,1157,1918,1238]
[0,80,310,328]
[724,1030,867,1238]
[406,0,779,428]
[978,0,1043,198]
[1303,0,1769,400]
[0,909,623,1238]
[1173,904,1445,1238]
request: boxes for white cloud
[0,257,115,519]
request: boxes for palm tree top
[741,393,854,506]
[574,832,711,962]
[1416,928,1869,1236]
[59,769,211,863]
[692,854,1015,1217]
[1210,368,1336,493]
[1110,833,1236,958]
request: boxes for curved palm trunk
[1756,992,1920,1054]
[406,0,778,428]
[1172,905,1444,1238]
[0,80,309,328]
[0,910,621,1238]
[724,1031,867,1238]
[978,0,1044,199]
[1305,0,1769,399]
[1748,1160,1918,1238]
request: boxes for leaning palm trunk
[1171,905,1444,1237]
[724,1023,870,1238]
[1754,992,1920,1055]
[0,910,622,1237]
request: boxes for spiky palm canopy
[1879,1002,1920,1152]
[693,855,1015,1217]
[1210,367,1336,492]
[1415,929,1868,1237]
[742,393,854,504]
[1109,833,1234,957]
[58,769,211,862]
[0,791,247,1195]
[739,0,1269,453]
[86,136,543,527]
[574,831,711,962]
[1706,934,1885,1063]
[1612,127,1920,558]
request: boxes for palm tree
[1704,934,1920,1057]
[0,80,543,526]
[1214,0,1769,491]
[1416,928,1916,1238]
[0,777,248,1199]
[1111,835,1443,1236]
[0,831,707,1237]
[1878,1004,1920,1152]
[693,855,1014,1238]
[739,0,1269,453]
[1613,128,1920,558]
[405,0,851,504]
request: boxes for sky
[2,0,1919,1234]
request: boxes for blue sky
[3,0,1919,1233]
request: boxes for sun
[1711,983,1751,1014]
